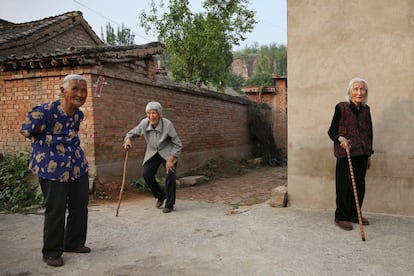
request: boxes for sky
[0,0,286,50]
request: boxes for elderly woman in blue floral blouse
[21,74,91,267]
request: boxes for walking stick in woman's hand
[116,149,129,216]
[345,146,366,241]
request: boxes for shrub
[247,103,285,166]
[0,153,43,212]
[132,176,165,193]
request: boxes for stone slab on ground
[178,175,205,187]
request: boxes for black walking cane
[345,146,366,241]
[116,149,129,216]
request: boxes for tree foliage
[244,72,273,86]
[255,43,287,76]
[227,71,246,93]
[139,0,257,90]
[233,43,287,86]
[101,23,135,46]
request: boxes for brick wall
[273,78,287,157]
[1,64,257,185]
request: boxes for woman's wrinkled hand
[123,138,132,150]
[166,156,175,173]
[338,136,351,150]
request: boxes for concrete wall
[287,0,414,215]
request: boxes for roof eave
[0,43,164,72]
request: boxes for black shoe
[156,197,165,209]
[43,256,64,267]
[162,207,174,213]
[335,219,353,231]
[64,246,91,253]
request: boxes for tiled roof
[0,11,104,51]
[243,86,277,93]
[0,19,14,28]
[0,42,164,71]
[0,11,165,72]
[0,11,103,53]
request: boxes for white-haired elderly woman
[21,74,91,267]
[123,101,182,213]
[328,77,374,231]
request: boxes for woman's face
[62,80,88,109]
[147,109,160,127]
[349,81,367,106]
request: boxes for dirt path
[176,166,287,205]
[90,166,287,207]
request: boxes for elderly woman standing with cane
[328,77,374,231]
[123,101,182,213]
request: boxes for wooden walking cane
[116,149,129,216]
[345,146,366,241]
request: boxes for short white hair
[345,77,369,104]
[145,101,162,116]
[62,74,87,88]
[56,74,87,99]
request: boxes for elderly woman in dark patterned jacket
[328,77,374,231]
[21,74,91,267]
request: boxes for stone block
[269,185,287,207]
[178,176,205,187]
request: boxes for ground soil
[89,161,287,207]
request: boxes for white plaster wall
[287,0,414,215]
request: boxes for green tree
[101,23,135,46]
[233,42,260,59]
[140,0,257,90]
[254,43,286,77]
[227,71,246,93]
[233,43,287,78]
[244,71,273,86]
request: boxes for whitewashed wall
[287,0,414,215]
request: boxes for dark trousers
[39,173,89,257]
[335,156,367,221]
[143,153,176,208]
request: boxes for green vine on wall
[247,103,286,166]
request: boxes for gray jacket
[125,117,182,164]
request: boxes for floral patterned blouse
[20,100,89,182]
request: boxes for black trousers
[39,173,89,257]
[143,153,176,208]
[335,156,367,221]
